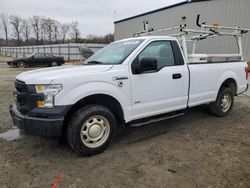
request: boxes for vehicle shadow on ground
[9,104,234,159]
[115,105,210,145]
[41,105,212,156]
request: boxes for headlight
[35,84,62,108]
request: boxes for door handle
[172,73,182,79]
[112,76,128,81]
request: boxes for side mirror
[138,57,157,73]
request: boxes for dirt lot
[0,55,250,188]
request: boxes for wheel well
[220,78,237,95]
[63,94,125,133]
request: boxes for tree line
[0,13,114,46]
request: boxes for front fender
[55,81,132,120]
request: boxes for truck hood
[16,65,113,84]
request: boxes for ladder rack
[134,14,250,39]
[133,15,250,61]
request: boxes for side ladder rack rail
[196,14,250,33]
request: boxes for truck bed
[187,60,247,107]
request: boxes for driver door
[32,53,44,66]
[130,40,189,120]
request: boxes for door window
[33,53,42,58]
[45,53,54,58]
[135,41,176,71]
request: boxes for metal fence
[0,43,106,61]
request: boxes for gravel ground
[0,56,250,188]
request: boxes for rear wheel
[209,87,234,117]
[17,61,25,68]
[51,61,58,67]
[66,105,116,155]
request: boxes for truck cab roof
[118,36,177,42]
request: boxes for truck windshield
[85,39,144,65]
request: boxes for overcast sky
[1,0,184,37]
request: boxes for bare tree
[0,12,9,45]
[86,34,114,44]
[86,34,94,40]
[60,23,70,43]
[0,14,84,45]
[71,21,80,43]
[21,19,31,45]
[10,15,23,45]
[104,33,114,43]
[44,18,54,44]
[53,21,60,44]
[31,16,40,44]
[40,17,47,44]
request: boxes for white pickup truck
[10,34,248,155]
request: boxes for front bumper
[7,61,16,66]
[9,104,65,138]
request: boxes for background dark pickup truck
[7,53,65,68]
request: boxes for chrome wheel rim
[220,93,232,112]
[80,115,110,148]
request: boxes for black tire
[209,87,234,117]
[17,61,25,68]
[51,61,58,67]
[66,105,116,156]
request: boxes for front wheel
[209,87,234,117]
[17,61,25,68]
[66,105,116,155]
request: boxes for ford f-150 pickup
[9,35,248,155]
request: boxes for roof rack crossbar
[134,15,249,39]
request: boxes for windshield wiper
[87,60,103,64]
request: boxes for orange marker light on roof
[212,23,220,29]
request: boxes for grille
[14,80,29,114]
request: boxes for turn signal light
[37,101,45,108]
[36,85,44,93]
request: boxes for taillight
[246,64,249,80]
